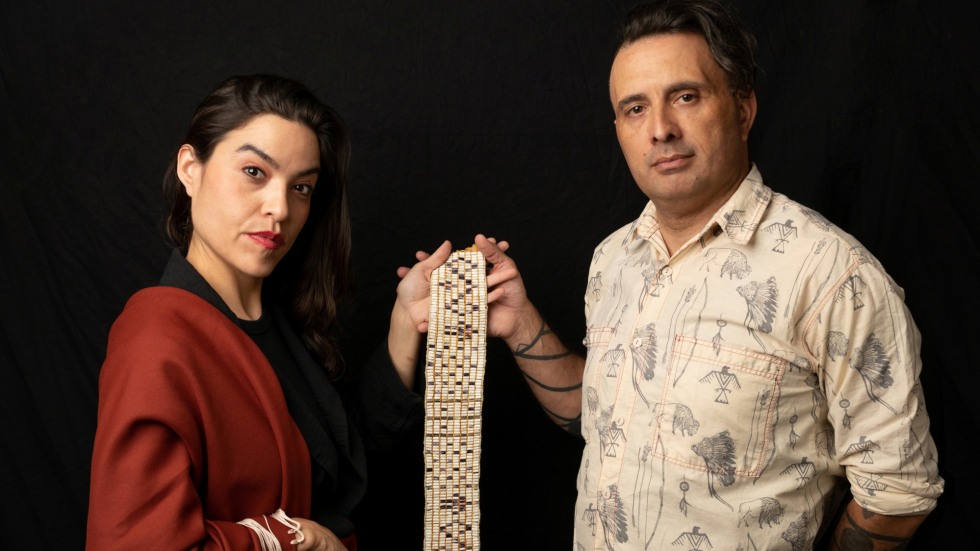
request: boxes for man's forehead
[609,33,721,97]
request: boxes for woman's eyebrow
[237,143,319,177]
[237,143,279,169]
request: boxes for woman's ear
[176,144,200,197]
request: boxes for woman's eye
[244,166,264,178]
[295,184,315,197]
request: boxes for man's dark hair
[619,0,759,98]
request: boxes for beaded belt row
[423,247,487,551]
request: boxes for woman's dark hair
[162,74,352,379]
[620,0,758,99]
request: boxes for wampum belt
[423,246,487,551]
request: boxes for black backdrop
[1,1,977,549]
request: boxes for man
[472,0,943,548]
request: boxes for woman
[87,74,451,550]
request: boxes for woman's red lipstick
[248,231,285,250]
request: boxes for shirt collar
[631,163,772,247]
[713,164,772,245]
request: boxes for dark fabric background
[1,1,976,549]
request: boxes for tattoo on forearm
[835,508,911,550]
[520,369,582,392]
[541,404,581,432]
[513,320,572,360]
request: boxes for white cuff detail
[271,508,306,545]
[237,509,304,550]
[237,514,282,551]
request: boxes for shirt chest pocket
[653,336,787,479]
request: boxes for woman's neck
[184,249,264,320]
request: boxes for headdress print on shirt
[737,276,779,353]
[630,323,657,408]
[691,430,737,511]
[699,247,752,280]
[597,484,629,551]
[847,333,898,414]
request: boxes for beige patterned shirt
[573,165,943,550]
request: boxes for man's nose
[648,104,679,143]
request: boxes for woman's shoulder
[100,286,258,390]
[106,286,241,361]
[119,286,223,326]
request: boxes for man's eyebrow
[616,82,711,113]
[616,93,648,113]
[665,81,708,96]
[236,144,279,170]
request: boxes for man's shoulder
[762,193,866,246]
[757,192,893,280]
[596,203,652,247]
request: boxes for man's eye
[678,94,696,103]
[244,166,263,178]
[628,105,644,115]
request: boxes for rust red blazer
[87,287,313,549]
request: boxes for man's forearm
[825,498,929,550]
[504,311,584,431]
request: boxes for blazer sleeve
[351,342,424,451]
[87,291,308,550]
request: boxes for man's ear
[176,144,200,197]
[738,90,757,141]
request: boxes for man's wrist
[503,306,544,351]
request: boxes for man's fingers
[423,240,452,267]
[487,287,505,304]
[408,241,451,274]
[486,262,518,289]
[475,234,509,266]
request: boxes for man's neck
[654,172,745,257]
